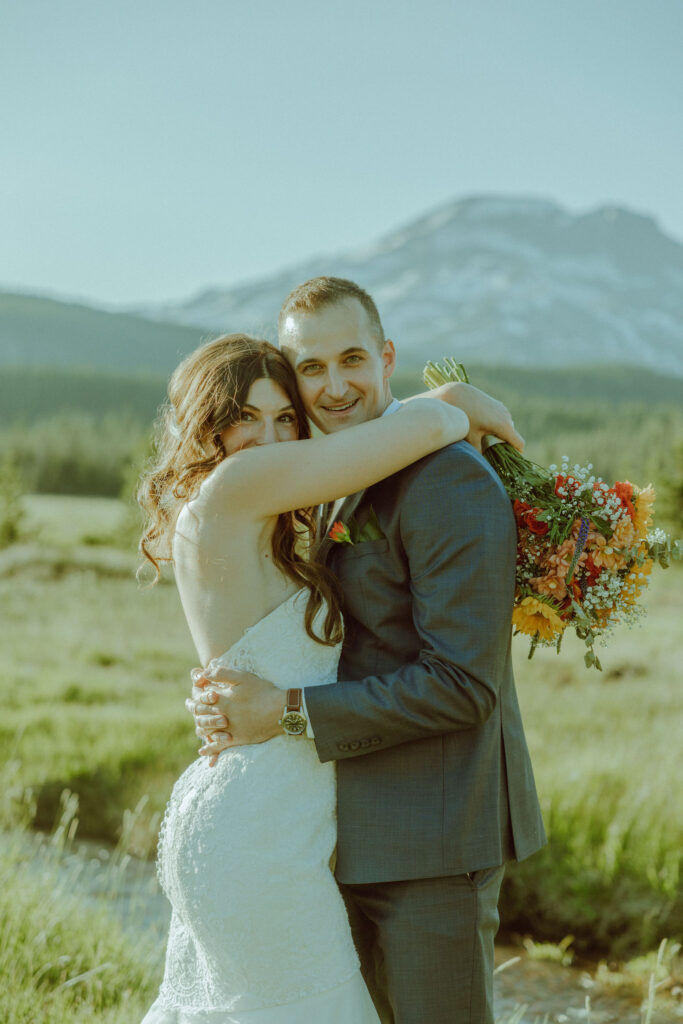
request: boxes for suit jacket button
[338,742,349,752]
[372,737,381,745]
[349,740,360,751]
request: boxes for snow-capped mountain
[145,195,683,375]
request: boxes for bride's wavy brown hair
[138,333,343,645]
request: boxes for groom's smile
[279,297,396,434]
[320,395,360,418]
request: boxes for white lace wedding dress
[142,590,379,1023]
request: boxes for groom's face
[279,298,395,434]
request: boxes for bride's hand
[431,382,524,453]
[188,664,284,765]
[187,668,231,767]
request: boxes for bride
[138,333,515,1023]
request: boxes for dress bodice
[214,589,340,692]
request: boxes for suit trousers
[340,866,505,1024]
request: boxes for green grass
[503,565,683,956]
[21,494,134,548]
[19,494,126,546]
[1,495,682,960]
[5,821,669,1024]
[0,809,162,1023]
[0,517,196,852]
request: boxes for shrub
[0,412,149,498]
[0,456,25,547]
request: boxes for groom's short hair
[278,276,385,348]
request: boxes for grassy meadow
[1,492,682,1021]
[0,828,162,1022]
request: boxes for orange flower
[531,572,568,602]
[621,558,654,605]
[593,606,615,627]
[546,538,585,577]
[329,521,352,544]
[572,519,602,547]
[611,516,636,550]
[512,597,566,641]
[587,533,627,571]
[633,485,656,540]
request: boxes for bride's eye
[278,414,296,424]
[239,411,255,422]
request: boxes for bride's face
[219,378,300,455]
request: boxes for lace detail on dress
[148,591,362,1016]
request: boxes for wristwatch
[278,688,307,736]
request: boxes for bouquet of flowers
[423,357,681,669]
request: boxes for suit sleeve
[305,447,517,762]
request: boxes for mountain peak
[139,193,683,376]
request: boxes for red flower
[612,480,636,521]
[583,556,601,585]
[555,474,580,498]
[514,500,549,535]
[525,509,550,535]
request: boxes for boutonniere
[329,506,385,545]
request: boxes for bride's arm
[203,399,468,518]
[405,382,524,453]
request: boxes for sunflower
[621,558,654,605]
[633,485,656,540]
[512,596,566,641]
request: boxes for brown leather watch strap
[285,688,302,712]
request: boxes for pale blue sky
[1,0,682,307]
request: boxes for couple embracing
[139,276,546,1024]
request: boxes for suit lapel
[317,488,367,564]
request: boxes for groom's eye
[301,363,322,375]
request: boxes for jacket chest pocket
[333,539,391,585]
[333,539,405,625]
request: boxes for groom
[193,277,546,1023]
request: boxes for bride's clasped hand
[189,664,283,761]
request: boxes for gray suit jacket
[305,441,546,885]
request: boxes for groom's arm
[304,446,517,762]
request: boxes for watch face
[281,711,307,735]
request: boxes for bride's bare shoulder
[182,461,259,523]
[173,476,266,567]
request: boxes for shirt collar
[382,398,402,417]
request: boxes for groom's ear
[381,339,396,380]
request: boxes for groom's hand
[189,665,283,764]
